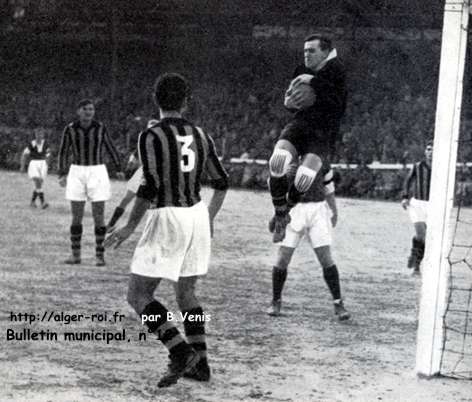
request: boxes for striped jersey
[403,160,431,201]
[136,117,229,208]
[26,140,50,160]
[57,120,122,176]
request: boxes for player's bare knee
[269,149,293,178]
[294,165,318,193]
[276,247,294,269]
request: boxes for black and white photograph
[1,1,471,401]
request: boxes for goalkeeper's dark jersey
[291,57,347,133]
[137,117,229,208]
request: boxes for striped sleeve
[58,125,71,176]
[201,130,229,190]
[402,164,417,199]
[136,130,160,202]
[102,125,122,171]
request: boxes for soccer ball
[284,80,316,110]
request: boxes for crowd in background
[1,39,471,202]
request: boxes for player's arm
[102,125,125,179]
[202,130,229,236]
[45,144,52,166]
[20,147,30,172]
[57,125,71,180]
[401,165,416,209]
[324,169,338,227]
[105,131,157,249]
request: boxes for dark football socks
[323,264,341,301]
[141,301,191,355]
[70,224,82,260]
[272,266,288,301]
[269,175,289,213]
[183,306,207,359]
[94,226,106,260]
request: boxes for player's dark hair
[77,99,94,109]
[304,34,332,51]
[154,73,190,112]
[426,139,434,148]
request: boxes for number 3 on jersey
[176,135,196,173]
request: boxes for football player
[401,140,433,275]
[57,99,125,266]
[268,158,350,321]
[20,127,51,209]
[105,73,229,388]
[269,34,346,243]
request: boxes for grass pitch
[0,170,470,402]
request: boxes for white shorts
[282,201,333,249]
[126,167,143,194]
[28,160,48,180]
[408,197,429,223]
[130,201,211,281]
[66,164,111,202]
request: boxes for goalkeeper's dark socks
[141,300,190,355]
[108,206,125,228]
[287,184,302,209]
[183,306,207,359]
[31,191,38,203]
[272,266,287,302]
[269,175,289,211]
[323,264,341,301]
[37,191,45,204]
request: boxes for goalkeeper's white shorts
[126,167,143,194]
[281,201,333,249]
[28,160,48,180]
[130,201,211,281]
[408,197,428,224]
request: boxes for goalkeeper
[268,34,347,243]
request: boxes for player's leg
[174,276,210,382]
[410,221,427,274]
[36,161,49,209]
[107,190,135,231]
[35,177,48,209]
[313,246,350,321]
[127,273,199,388]
[406,198,427,274]
[268,138,297,243]
[30,177,41,207]
[268,246,295,316]
[65,201,85,264]
[91,201,107,266]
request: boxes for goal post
[415,0,470,377]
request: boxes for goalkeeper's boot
[158,349,200,388]
[183,357,211,382]
[269,210,291,243]
[267,299,282,317]
[334,300,350,321]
